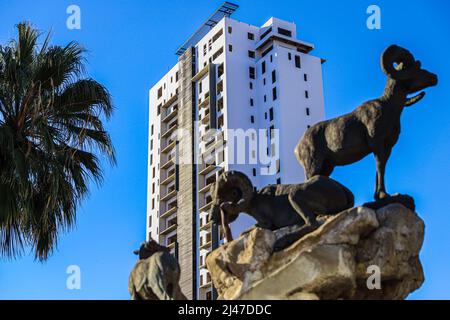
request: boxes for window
[249,66,255,79]
[212,28,223,42]
[250,98,254,106]
[149,215,152,227]
[262,61,266,74]
[248,32,254,40]
[271,70,276,83]
[305,90,309,99]
[249,82,253,90]
[151,124,154,135]
[152,182,155,193]
[228,44,233,52]
[306,107,310,116]
[152,198,155,209]
[263,78,266,85]
[152,166,156,178]
[218,63,224,77]
[278,27,292,37]
[228,26,232,34]
[276,178,281,184]
[150,154,153,165]
[170,76,173,83]
[264,112,267,120]
[157,87,163,98]
[270,55,273,63]
[203,44,207,56]
[269,107,274,121]
[295,55,301,68]
[157,104,161,115]
[270,125,275,139]
[304,73,308,81]
[199,82,202,94]
[288,52,292,60]
[176,72,179,82]
[260,27,272,40]
[212,46,224,61]
[252,168,256,176]
[262,45,273,58]
[272,87,277,100]
[250,115,254,123]
[248,50,255,58]
[264,95,267,102]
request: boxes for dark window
[228,26,232,33]
[252,168,256,176]
[269,107,274,121]
[152,198,155,209]
[157,87,163,98]
[272,87,277,101]
[249,66,255,79]
[260,27,272,40]
[151,125,154,135]
[288,52,292,60]
[199,82,202,94]
[262,61,266,74]
[264,112,267,119]
[248,50,255,58]
[306,107,310,116]
[249,82,253,90]
[270,125,275,138]
[157,104,161,115]
[305,90,309,99]
[295,55,301,68]
[264,95,267,102]
[250,98,254,106]
[250,115,255,123]
[304,73,308,81]
[276,178,281,184]
[247,32,254,40]
[228,44,233,52]
[176,72,179,82]
[271,70,276,83]
[263,78,266,85]
[262,45,273,58]
[270,55,273,63]
[278,27,292,37]
[218,63,224,77]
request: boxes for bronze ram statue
[128,240,186,300]
[295,45,437,200]
[209,171,354,242]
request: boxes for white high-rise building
[146,2,325,300]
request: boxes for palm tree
[0,22,115,260]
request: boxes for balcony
[199,201,213,213]
[161,140,176,154]
[161,157,174,170]
[160,219,177,235]
[200,219,213,231]
[160,189,177,202]
[161,94,178,109]
[161,122,178,139]
[199,163,217,176]
[160,205,177,219]
[161,172,175,185]
[162,107,178,123]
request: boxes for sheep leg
[373,145,391,200]
[289,189,320,228]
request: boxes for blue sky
[0,0,449,299]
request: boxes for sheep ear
[133,250,139,255]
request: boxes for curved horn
[381,45,418,80]
[217,170,254,206]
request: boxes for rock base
[206,204,425,300]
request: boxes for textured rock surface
[206,204,425,300]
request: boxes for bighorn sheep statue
[295,45,437,200]
[209,171,354,242]
[128,240,186,300]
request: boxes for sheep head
[209,170,255,226]
[381,45,438,106]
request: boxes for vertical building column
[177,47,197,300]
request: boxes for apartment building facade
[146,2,325,300]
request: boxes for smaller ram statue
[210,171,354,242]
[128,240,187,300]
[295,44,438,200]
